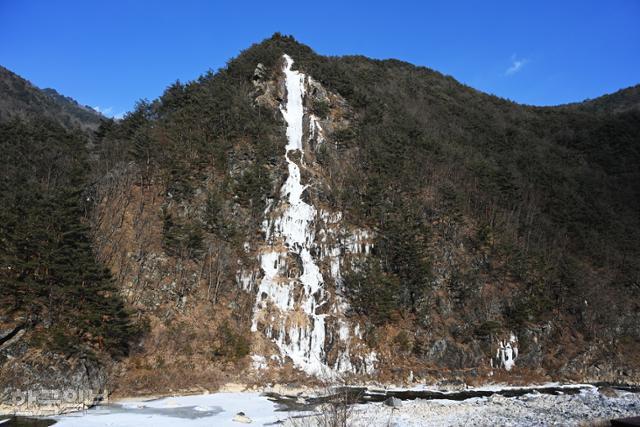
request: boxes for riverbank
[308,386,640,426]
[3,383,638,426]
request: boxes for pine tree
[0,119,137,358]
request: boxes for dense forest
[0,119,137,359]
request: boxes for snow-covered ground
[385,381,592,393]
[52,392,293,427]
[289,387,640,427]
[44,385,640,427]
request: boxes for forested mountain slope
[0,66,102,132]
[570,84,640,114]
[1,35,638,409]
[0,71,133,412]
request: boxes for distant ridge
[573,84,640,113]
[0,65,103,132]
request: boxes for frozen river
[50,392,288,427]
[2,384,639,426]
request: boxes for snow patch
[495,333,519,371]
[53,393,286,427]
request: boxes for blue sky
[1,0,638,118]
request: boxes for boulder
[599,387,620,398]
[0,351,107,416]
[384,397,402,408]
[232,411,252,423]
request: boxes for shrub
[213,322,250,360]
[312,99,330,118]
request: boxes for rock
[232,411,252,423]
[0,352,107,416]
[0,325,26,353]
[384,397,403,408]
[253,63,267,82]
[599,387,619,398]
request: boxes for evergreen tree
[0,119,137,358]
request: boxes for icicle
[249,55,377,378]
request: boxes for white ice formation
[495,333,519,371]
[246,55,375,377]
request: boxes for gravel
[287,387,640,426]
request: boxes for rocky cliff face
[246,55,375,377]
[0,320,107,416]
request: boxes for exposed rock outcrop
[0,351,107,416]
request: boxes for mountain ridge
[2,45,638,125]
[0,65,103,132]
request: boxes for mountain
[0,68,134,413]
[1,34,639,412]
[571,84,640,114]
[0,65,103,132]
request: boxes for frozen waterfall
[250,54,330,376]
